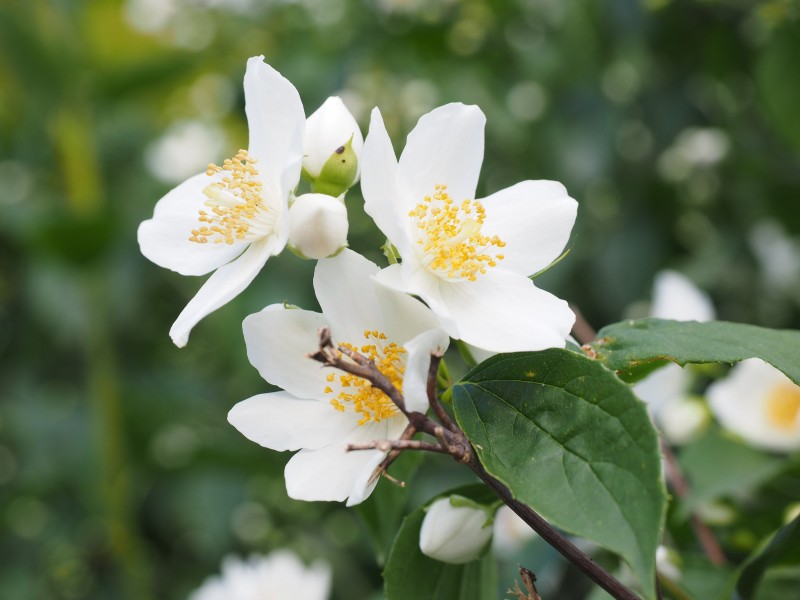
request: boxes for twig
[570,304,597,345]
[661,441,727,566]
[310,329,642,600]
[368,424,417,485]
[427,351,459,432]
[346,439,448,454]
[508,565,543,600]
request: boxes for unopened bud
[288,193,348,260]
[303,97,363,196]
[419,496,493,564]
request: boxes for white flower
[303,96,363,182]
[361,103,577,353]
[419,496,493,564]
[189,551,330,600]
[492,505,536,558]
[655,546,681,582]
[138,56,306,347]
[649,270,715,322]
[707,358,800,452]
[634,270,714,444]
[288,193,348,259]
[228,250,448,506]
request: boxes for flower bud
[288,193,348,260]
[303,97,363,196]
[419,496,493,564]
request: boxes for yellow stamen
[189,149,264,245]
[408,184,505,281]
[325,331,404,426]
[766,382,800,431]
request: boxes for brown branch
[310,329,642,600]
[570,304,597,345]
[661,441,727,566]
[368,424,417,485]
[346,439,448,454]
[427,351,459,432]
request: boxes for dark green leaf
[383,485,497,600]
[452,349,665,600]
[589,319,800,385]
[736,515,800,600]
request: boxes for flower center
[188,149,272,245]
[765,382,800,431]
[324,330,404,426]
[408,184,505,281]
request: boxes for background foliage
[1,0,799,598]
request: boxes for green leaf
[452,349,666,600]
[383,485,497,600]
[589,319,800,385]
[679,429,787,513]
[736,515,800,600]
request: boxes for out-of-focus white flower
[634,270,715,444]
[707,358,800,452]
[658,398,710,446]
[145,120,226,185]
[492,506,536,558]
[649,270,715,323]
[138,56,306,347]
[288,194,348,259]
[303,97,363,195]
[657,128,730,182]
[228,250,448,506]
[749,220,800,294]
[655,546,681,582]
[362,103,576,353]
[419,496,494,564]
[190,551,330,600]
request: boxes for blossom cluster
[138,55,578,505]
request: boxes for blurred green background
[1,0,799,598]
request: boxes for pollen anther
[408,184,505,281]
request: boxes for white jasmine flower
[634,270,714,444]
[361,103,577,353]
[419,496,493,564]
[707,358,800,452]
[492,505,536,558]
[303,96,363,182]
[138,56,306,347]
[228,250,448,506]
[288,193,348,259]
[190,551,330,600]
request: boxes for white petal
[650,270,716,322]
[402,329,451,413]
[375,263,459,335]
[244,56,306,200]
[303,96,364,179]
[361,108,409,249]
[707,358,800,452]
[243,304,334,400]
[169,238,277,347]
[437,271,575,353]
[633,363,691,416]
[228,391,360,451]
[313,250,385,344]
[284,422,392,504]
[480,180,578,277]
[347,417,409,506]
[138,172,248,276]
[398,103,485,206]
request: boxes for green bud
[310,135,359,197]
